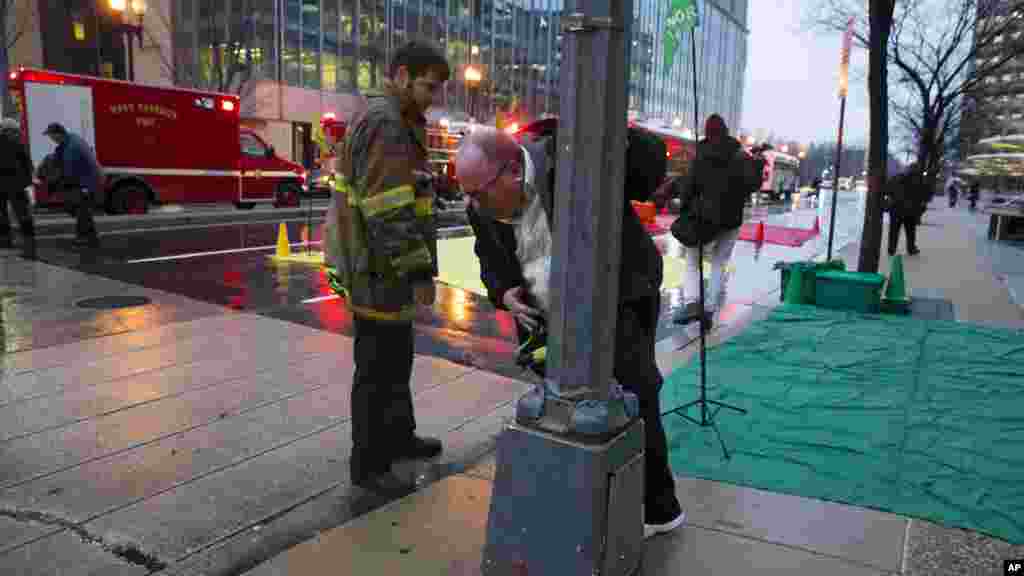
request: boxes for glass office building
[170,0,747,155]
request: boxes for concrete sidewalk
[247,201,1024,576]
[0,256,529,575]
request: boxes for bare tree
[807,0,897,272]
[1,0,35,116]
[146,0,269,116]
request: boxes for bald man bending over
[456,127,685,539]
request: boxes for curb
[31,207,330,236]
[30,207,469,236]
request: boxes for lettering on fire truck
[109,103,178,120]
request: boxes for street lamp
[464,65,482,120]
[110,0,146,82]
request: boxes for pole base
[482,420,645,576]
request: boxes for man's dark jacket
[885,171,929,221]
[676,135,749,232]
[56,132,102,192]
[467,138,664,320]
[0,129,33,189]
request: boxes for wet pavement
[14,195,865,381]
[0,194,868,575]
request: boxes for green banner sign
[663,0,700,73]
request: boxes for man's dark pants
[65,186,99,241]
[350,315,417,479]
[614,293,681,522]
[888,212,919,254]
[0,183,33,239]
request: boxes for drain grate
[75,295,152,309]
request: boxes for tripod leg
[709,419,732,460]
[707,399,747,415]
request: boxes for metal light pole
[827,17,855,261]
[482,1,645,574]
[109,0,146,82]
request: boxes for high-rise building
[959,1,1024,159]
[9,0,749,165]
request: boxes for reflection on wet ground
[14,196,863,379]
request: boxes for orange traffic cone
[754,220,766,244]
[300,224,309,245]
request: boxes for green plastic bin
[778,259,846,304]
[814,270,886,314]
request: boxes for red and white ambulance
[8,68,306,214]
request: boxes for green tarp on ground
[661,305,1024,544]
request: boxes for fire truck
[307,112,347,197]
[8,68,307,214]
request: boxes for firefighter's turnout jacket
[324,89,438,322]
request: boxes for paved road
[17,195,864,380]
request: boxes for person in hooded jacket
[673,114,750,326]
[0,118,34,247]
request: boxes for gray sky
[741,0,869,147]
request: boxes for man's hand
[414,282,436,307]
[503,286,543,331]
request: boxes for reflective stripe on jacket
[323,91,437,322]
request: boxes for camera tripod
[662,28,746,461]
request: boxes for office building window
[284,0,302,85]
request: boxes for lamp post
[110,0,146,82]
[464,65,482,121]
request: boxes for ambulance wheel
[109,184,149,215]
[274,183,302,208]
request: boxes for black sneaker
[673,302,701,325]
[352,471,416,497]
[908,247,920,256]
[394,436,443,461]
[644,498,686,539]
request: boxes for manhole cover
[75,296,152,309]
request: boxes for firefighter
[323,41,449,496]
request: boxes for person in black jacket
[0,118,35,248]
[884,164,927,256]
[457,126,685,540]
[673,114,749,325]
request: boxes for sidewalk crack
[0,506,167,572]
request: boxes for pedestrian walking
[322,41,448,496]
[457,125,687,540]
[671,114,761,326]
[945,177,959,208]
[0,118,35,248]
[44,123,102,248]
[968,181,980,212]
[885,163,928,256]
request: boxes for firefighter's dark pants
[350,316,417,479]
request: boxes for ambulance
[9,68,306,214]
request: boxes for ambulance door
[239,132,275,203]
[25,82,96,169]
